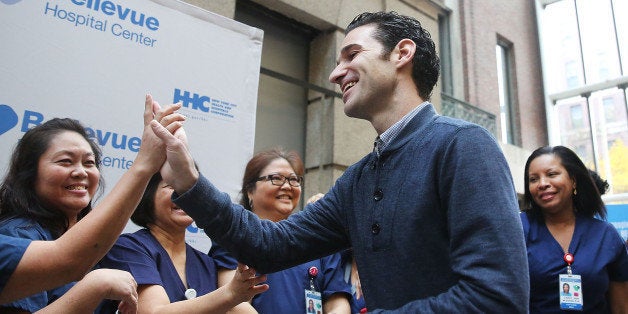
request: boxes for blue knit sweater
[174,104,529,313]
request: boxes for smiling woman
[238,148,304,217]
[0,118,126,313]
[209,148,352,314]
[0,118,103,240]
[0,95,188,313]
[97,171,268,313]
[521,145,628,313]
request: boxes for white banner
[0,0,263,252]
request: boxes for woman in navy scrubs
[0,116,169,313]
[98,172,268,313]
[0,97,187,312]
[521,146,628,313]
[211,148,351,314]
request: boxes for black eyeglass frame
[256,174,304,187]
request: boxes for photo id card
[305,289,322,314]
[559,274,583,311]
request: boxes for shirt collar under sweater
[375,101,429,155]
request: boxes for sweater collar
[376,103,436,156]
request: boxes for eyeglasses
[256,174,303,187]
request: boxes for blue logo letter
[0,104,19,135]
[21,110,44,132]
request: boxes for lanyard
[308,266,319,290]
[563,252,574,275]
[559,252,583,310]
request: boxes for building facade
[182,0,548,201]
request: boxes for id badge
[559,274,583,311]
[305,289,322,314]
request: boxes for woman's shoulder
[109,228,162,255]
[116,228,155,244]
[0,215,51,240]
[520,211,543,227]
[101,229,165,268]
[579,216,625,245]
[581,215,619,232]
[0,215,38,228]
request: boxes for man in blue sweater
[151,11,529,313]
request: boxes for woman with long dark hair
[0,95,186,312]
[521,146,628,313]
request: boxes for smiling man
[153,11,529,313]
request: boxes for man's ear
[394,39,416,69]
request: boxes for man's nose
[329,63,345,84]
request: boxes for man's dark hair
[346,11,440,100]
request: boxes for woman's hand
[88,269,138,314]
[135,94,186,175]
[226,263,269,304]
[350,258,363,300]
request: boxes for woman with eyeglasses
[96,171,268,313]
[210,148,352,314]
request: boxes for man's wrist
[174,170,199,194]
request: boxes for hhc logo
[173,88,237,119]
[173,88,211,113]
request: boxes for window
[575,145,587,159]
[576,0,622,84]
[540,0,628,196]
[570,105,584,128]
[614,0,628,75]
[603,97,617,122]
[597,51,610,81]
[496,42,517,145]
[565,60,579,88]
[439,13,453,95]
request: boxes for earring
[248,199,253,209]
[573,188,577,195]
